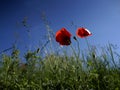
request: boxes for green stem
[70,45,78,59]
[76,39,80,59]
[85,37,90,52]
[73,36,81,59]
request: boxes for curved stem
[85,37,90,52]
[76,39,80,59]
[71,37,81,60]
[70,45,78,59]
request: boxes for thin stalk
[108,44,117,68]
[70,45,78,60]
[76,39,80,59]
[85,37,90,52]
[73,36,80,59]
[40,40,50,53]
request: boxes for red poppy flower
[55,28,72,45]
[76,27,92,38]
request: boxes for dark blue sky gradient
[0,0,120,55]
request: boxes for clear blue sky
[0,0,120,55]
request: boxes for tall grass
[0,44,120,90]
[0,16,120,89]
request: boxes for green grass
[0,44,120,90]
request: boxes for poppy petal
[55,28,72,46]
[76,27,92,38]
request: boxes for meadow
[0,41,120,90]
[0,18,120,90]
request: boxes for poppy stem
[76,39,80,59]
[73,36,80,59]
[70,45,78,59]
[85,37,90,52]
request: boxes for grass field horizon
[0,39,120,89]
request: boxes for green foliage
[0,45,120,90]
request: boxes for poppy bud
[73,36,77,41]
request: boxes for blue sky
[0,0,120,55]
